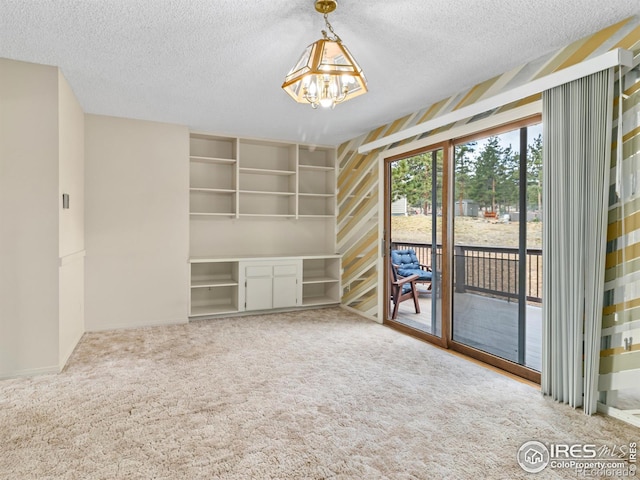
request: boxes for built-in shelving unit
[298,145,336,217]
[189,134,238,217]
[237,139,297,217]
[188,132,340,318]
[189,133,336,219]
[189,261,239,316]
[189,255,341,317]
[302,256,341,306]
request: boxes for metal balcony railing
[391,241,542,304]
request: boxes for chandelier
[281,0,368,109]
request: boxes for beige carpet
[0,307,637,479]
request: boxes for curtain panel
[541,68,614,414]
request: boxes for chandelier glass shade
[281,1,367,109]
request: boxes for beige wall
[58,70,85,257]
[58,70,85,367]
[0,59,61,376]
[190,220,334,258]
[85,115,189,330]
[1,59,187,374]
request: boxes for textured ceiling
[1,1,640,147]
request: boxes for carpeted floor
[0,307,637,479]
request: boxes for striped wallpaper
[337,16,640,399]
[600,58,640,402]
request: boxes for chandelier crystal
[282,0,368,109]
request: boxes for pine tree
[390,155,430,212]
[454,143,476,215]
[527,134,543,212]
[471,136,504,213]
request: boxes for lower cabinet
[189,255,340,317]
[242,261,300,311]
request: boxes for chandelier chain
[321,13,342,43]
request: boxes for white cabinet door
[245,265,273,311]
[273,264,298,308]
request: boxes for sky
[474,123,543,153]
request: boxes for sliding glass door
[383,118,541,382]
[451,122,542,376]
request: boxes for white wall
[0,59,60,376]
[85,115,189,330]
[58,70,85,367]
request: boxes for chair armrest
[418,264,432,271]
[393,274,420,286]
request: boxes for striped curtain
[541,68,614,414]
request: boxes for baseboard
[86,316,189,332]
[597,402,640,428]
[189,304,339,322]
[0,364,60,380]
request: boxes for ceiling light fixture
[282,0,368,109]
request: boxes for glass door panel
[452,125,542,370]
[387,149,443,339]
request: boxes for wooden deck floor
[393,292,542,371]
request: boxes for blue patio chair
[390,248,433,291]
[389,258,420,319]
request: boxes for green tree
[391,152,445,214]
[527,134,543,211]
[498,145,520,212]
[432,150,444,215]
[470,136,505,212]
[390,154,430,211]
[454,143,476,215]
